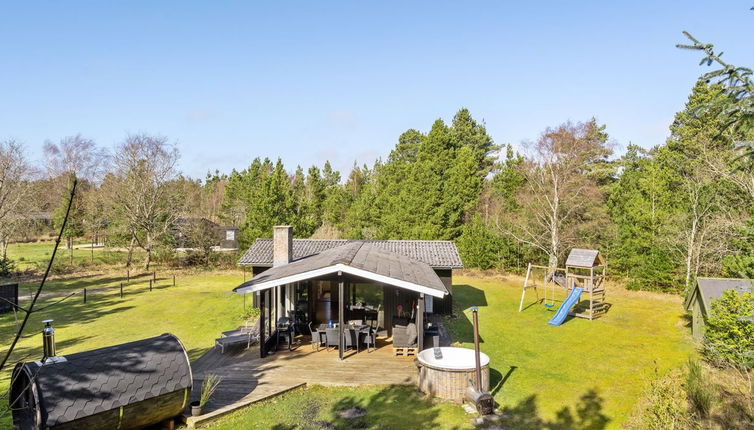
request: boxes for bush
[704,290,754,368]
[0,257,15,277]
[627,368,690,430]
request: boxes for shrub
[0,257,15,277]
[626,368,690,430]
[704,290,754,368]
[686,359,714,418]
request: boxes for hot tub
[417,347,490,402]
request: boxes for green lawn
[206,385,473,430]
[448,275,695,428]
[0,271,248,428]
[0,272,695,429]
[5,241,133,271]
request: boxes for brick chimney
[273,225,293,266]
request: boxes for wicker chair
[361,326,377,353]
[309,322,325,351]
[392,322,418,348]
[343,328,359,352]
[325,328,340,351]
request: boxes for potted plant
[190,373,222,416]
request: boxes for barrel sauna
[9,333,192,430]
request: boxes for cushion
[406,323,417,346]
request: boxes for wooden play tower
[519,248,607,320]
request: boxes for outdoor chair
[361,326,377,353]
[325,328,340,351]
[276,317,293,351]
[215,331,257,354]
[343,327,359,352]
[392,322,418,348]
[309,322,325,351]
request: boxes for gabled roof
[685,277,754,314]
[234,242,449,298]
[565,249,603,268]
[17,333,191,428]
[238,239,463,269]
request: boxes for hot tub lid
[417,347,490,370]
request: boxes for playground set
[519,248,607,326]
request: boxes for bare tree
[494,120,612,267]
[43,134,106,180]
[108,133,181,270]
[0,140,35,259]
[43,135,106,260]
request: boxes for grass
[206,385,473,430]
[0,270,695,429]
[5,241,134,271]
[447,274,695,428]
[0,270,249,429]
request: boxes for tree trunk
[126,235,135,268]
[143,232,152,270]
[685,217,698,292]
[549,182,560,268]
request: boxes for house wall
[432,269,453,315]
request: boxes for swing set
[519,249,608,321]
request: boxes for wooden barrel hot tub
[417,347,490,402]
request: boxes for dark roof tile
[238,239,463,268]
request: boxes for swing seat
[544,303,555,308]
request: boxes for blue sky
[1,1,753,178]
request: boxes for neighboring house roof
[234,241,449,298]
[684,277,754,315]
[565,249,603,268]
[238,238,463,269]
[16,333,192,428]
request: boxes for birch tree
[108,133,181,269]
[496,120,612,267]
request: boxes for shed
[685,277,754,340]
[9,333,192,430]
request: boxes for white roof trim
[235,263,446,298]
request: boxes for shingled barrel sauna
[9,333,192,430]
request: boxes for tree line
[1,84,752,292]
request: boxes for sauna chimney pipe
[466,307,494,415]
[42,319,55,359]
[471,307,482,391]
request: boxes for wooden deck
[183,336,418,427]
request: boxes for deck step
[393,347,417,357]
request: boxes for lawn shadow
[328,385,459,430]
[447,284,488,344]
[490,365,517,397]
[453,284,488,308]
[500,388,610,430]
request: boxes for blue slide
[548,287,583,326]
